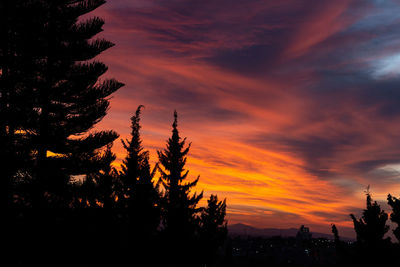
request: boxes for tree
[119,106,161,258]
[387,194,400,242]
[158,111,203,265]
[119,105,146,208]
[0,0,43,209]
[350,189,390,266]
[92,144,118,209]
[350,191,389,245]
[25,0,123,207]
[331,224,341,248]
[331,224,352,267]
[0,1,123,264]
[199,194,227,266]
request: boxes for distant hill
[228,223,354,241]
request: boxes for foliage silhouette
[0,0,42,210]
[199,194,228,266]
[158,111,203,266]
[350,189,391,267]
[119,105,161,262]
[387,194,400,242]
[331,223,355,267]
[1,0,123,265]
[0,1,234,266]
[24,0,123,208]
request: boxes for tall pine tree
[120,105,145,207]
[0,0,43,209]
[158,111,203,266]
[26,0,123,207]
[119,106,160,242]
[1,1,123,264]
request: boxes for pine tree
[94,144,118,209]
[331,224,351,267]
[0,0,42,209]
[350,189,390,266]
[158,111,203,265]
[25,0,123,207]
[331,224,341,248]
[199,194,227,266]
[119,106,160,241]
[350,191,389,245]
[387,194,400,242]
[120,105,145,207]
[0,1,123,264]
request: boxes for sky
[92,0,400,237]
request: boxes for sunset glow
[92,0,400,237]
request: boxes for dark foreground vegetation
[1,1,226,266]
[3,1,400,267]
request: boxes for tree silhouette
[331,224,353,267]
[25,0,123,208]
[0,1,123,264]
[92,144,118,209]
[199,194,228,266]
[387,194,400,267]
[0,0,42,210]
[350,192,389,245]
[119,106,161,263]
[158,111,203,265]
[387,194,400,242]
[331,224,340,245]
[350,190,390,266]
[119,105,146,208]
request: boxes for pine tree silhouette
[0,1,123,265]
[119,106,161,264]
[331,224,340,245]
[199,194,228,266]
[350,189,390,267]
[120,105,146,208]
[387,194,400,267]
[158,111,203,266]
[0,0,42,210]
[25,0,123,208]
[387,194,400,242]
[92,144,118,209]
[331,224,353,267]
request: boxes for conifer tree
[350,189,390,266]
[158,111,203,265]
[331,224,341,248]
[350,191,389,245]
[0,0,42,209]
[199,194,227,265]
[120,106,160,239]
[133,152,161,234]
[387,194,400,242]
[120,105,145,207]
[26,0,123,207]
[1,1,122,264]
[93,144,118,209]
[331,224,350,267]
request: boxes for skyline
[93,0,400,236]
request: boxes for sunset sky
[92,0,400,237]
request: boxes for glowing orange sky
[90,0,400,236]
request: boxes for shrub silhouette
[350,189,390,267]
